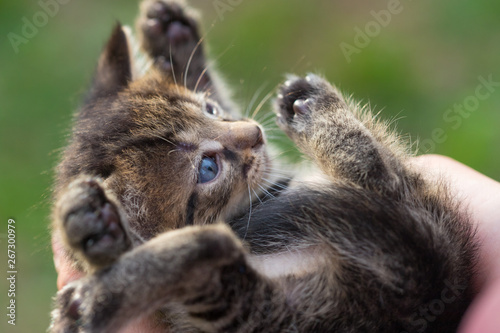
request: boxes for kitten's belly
[248,246,329,279]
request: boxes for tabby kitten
[50,0,477,332]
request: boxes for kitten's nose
[221,122,264,150]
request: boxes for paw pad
[61,177,129,266]
[142,1,196,47]
[292,98,312,115]
[277,76,318,121]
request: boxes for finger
[412,155,500,224]
[52,230,84,290]
[459,280,500,333]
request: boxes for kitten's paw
[50,277,115,333]
[276,74,342,137]
[50,284,79,333]
[139,0,203,74]
[58,177,130,267]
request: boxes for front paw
[276,74,341,138]
[50,283,81,333]
[50,277,116,333]
[57,177,130,267]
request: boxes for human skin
[52,155,500,332]
[412,155,500,333]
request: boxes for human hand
[413,155,500,333]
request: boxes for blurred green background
[1,0,499,331]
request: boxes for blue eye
[205,103,219,117]
[198,156,219,183]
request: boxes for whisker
[263,176,292,184]
[262,125,280,133]
[184,29,211,89]
[183,150,196,172]
[264,167,293,175]
[260,118,278,129]
[256,109,276,120]
[263,136,281,142]
[194,67,209,94]
[262,177,290,190]
[268,150,295,162]
[252,188,263,205]
[261,120,279,127]
[169,44,177,86]
[245,83,269,118]
[257,183,275,199]
[243,184,252,240]
[258,115,275,123]
[263,131,281,137]
[259,122,276,131]
[290,55,306,72]
[168,149,180,156]
[263,167,293,176]
[202,82,214,96]
[262,127,279,136]
[251,86,279,120]
[150,134,177,146]
[194,43,234,94]
[255,112,276,125]
[262,170,293,179]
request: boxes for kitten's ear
[86,23,132,102]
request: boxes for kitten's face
[103,73,269,238]
[58,26,271,240]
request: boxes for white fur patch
[248,246,330,279]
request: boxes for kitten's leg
[276,74,404,193]
[137,0,235,111]
[54,176,135,270]
[50,225,291,333]
[137,1,209,90]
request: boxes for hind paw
[57,177,131,267]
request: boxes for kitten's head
[58,26,270,239]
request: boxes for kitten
[50,0,477,332]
